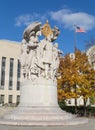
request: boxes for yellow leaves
[58,49,95,101]
[77,85,95,99]
[58,89,78,101]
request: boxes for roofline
[0,39,21,44]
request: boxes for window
[16,95,20,104]
[0,95,4,104]
[68,100,71,104]
[8,95,13,103]
[17,81,20,90]
[17,60,21,78]
[9,58,14,90]
[0,57,6,89]
[17,60,21,90]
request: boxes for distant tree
[85,37,95,50]
[58,49,95,115]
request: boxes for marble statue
[20,21,62,81]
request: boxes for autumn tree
[58,55,78,100]
[58,49,95,114]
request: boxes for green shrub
[58,101,95,117]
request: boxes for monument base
[0,79,88,126]
[0,106,88,126]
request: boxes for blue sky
[0,0,95,54]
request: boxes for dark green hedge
[58,101,95,117]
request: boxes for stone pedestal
[0,78,88,126]
[20,78,58,107]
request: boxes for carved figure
[20,21,62,82]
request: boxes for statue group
[20,21,62,81]
[0,21,88,126]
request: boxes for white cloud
[15,9,95,31]
[49,9,95,31]
[15,13,46,27]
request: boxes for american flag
[76,26,85,33]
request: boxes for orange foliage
[57,49,95,102]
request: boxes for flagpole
[74,24,77,52]
[74,24,77,113]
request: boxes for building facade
[86,45,95,70]
[0,40,21,105]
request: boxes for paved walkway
[0,119,94,130]
[0,107,95,130]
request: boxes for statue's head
[23,21,41,42]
